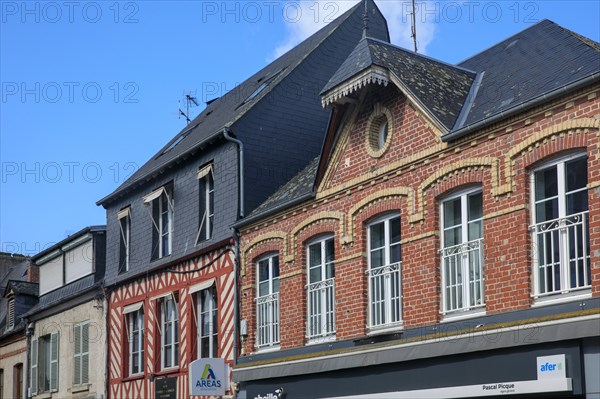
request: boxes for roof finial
[362,0,369,39]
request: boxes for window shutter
[73,324,81,385]
[7,299,15,328]
[50,333,59,391]
[82,324,89,384]
[30,339,38,395]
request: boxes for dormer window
[144,185,174,260]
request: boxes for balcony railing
[366,262,402,329]
[307,277,336,340]
[440,238,485,314]
[530,211,591,297]
[256,292,279,348]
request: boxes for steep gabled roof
[4,280,38,297]
[241,20,599,225]
[250,157,319,217]
[453,19,600,134]
[97,0,390,207]
[322,37,476,131]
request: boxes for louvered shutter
[50,333,59,391]
[73,324,81,385]
[82,324,89,384]
[30,339,38,395]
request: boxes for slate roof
[456,19,600,129]
[251,157,319,216]
[24,276,100,318]
[5,280,38,297]
[322,37,476,130]
[97,0,389,207]
[244,20,600,223]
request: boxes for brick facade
[239,82,600,355]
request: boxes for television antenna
[178,91,199,124]
[410,0,418,53]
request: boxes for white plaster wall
[0,336,27,399]
[31,298,107,399]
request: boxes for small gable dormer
[317,37,476,195]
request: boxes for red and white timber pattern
[107,249,235,399]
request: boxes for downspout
[222,128,243,397]
[102,285,110,399]
[24,319,33,399]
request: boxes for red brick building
[234,19,600,399]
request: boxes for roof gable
[322,37,476,131]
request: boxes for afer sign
[537,354,567,380]
[189,358,226,396]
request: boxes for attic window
[365,103,394,158]
[240,67,286,106]
[161,133,188,156]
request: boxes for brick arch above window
[287,212,346,263]
[346,187,412,244]
[502,118,599,191]
[241,232,287,277]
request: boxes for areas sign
[189,357,226,396]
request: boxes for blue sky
[1,0,599,255]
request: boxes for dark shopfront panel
[242,340,586,399]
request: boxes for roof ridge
[366,37,477,75]
[556,24,600,52]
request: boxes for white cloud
[271,0,438,60]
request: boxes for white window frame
[530,152,590,300]
[32,332,59,394]
[127,308,144,376]
[118,208,131,273]
[145,186,173,259]
[196,164,214,244]
[73,321,89,386]
[160,294,179,370]
[439,187,485,318]
[256,253,280,350]
[306,236,336,341]
[197,286,218,358]
[366,214,402,331]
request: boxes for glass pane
[536,198,558,222]
[566,191,588,215]
[444,226,461,247]
[370,248,384,268]
[468,192,483,221]
[535,167,558,201]
[326,262,335,279]
[272,278,280,293]
[201,337,209,358]
[390,217,401,244]
[566,157,587,192]
[325,239,335,263]
[272,256,279,278]
[309,243,321,268]
[468,220,483,241]
[390,243,401,264]
[309,267,322,283]
[258,260,269,282]
[370,222,384,249]
[259,281,269,297]
[443,198,461,228]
